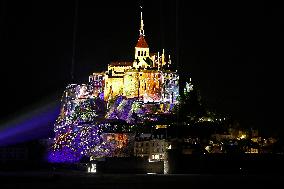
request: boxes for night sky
[0,1,270,133]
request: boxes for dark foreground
[0,171,284,189]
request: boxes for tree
[176,88,207,123]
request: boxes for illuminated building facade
[49,8,184,163]
[90,10,179,104]
[89,73,104,98]
[134,134,171,162]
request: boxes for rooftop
[109,61,133,67]
[136,35,148,48]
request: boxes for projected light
[0,101,59,147]
[47,6,188,163]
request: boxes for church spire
[139,6,144,36]
[136,5,148,48]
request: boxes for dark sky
[0,1,270,133]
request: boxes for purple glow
[49,124,119,162]
[99,92,104,100]
[49,78,180,162]
[0,102,59,146]
[48,146,82,163]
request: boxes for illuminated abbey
[89,10,179,105]
[49,8,187,163]
[47,6,265,165]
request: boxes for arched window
[144,51,146,56]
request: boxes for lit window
[87,163,96,173]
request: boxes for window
[138,51,140,56]
[144,51,146,56]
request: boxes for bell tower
[133,6,151,69]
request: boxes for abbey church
[88,10,179,104]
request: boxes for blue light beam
[0,100,60,147]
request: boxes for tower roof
[135,6,148,48]
[136,35,148,48]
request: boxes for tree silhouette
[176,88,207,123]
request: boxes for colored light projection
[48,8,187,163]
[123,70,163,102]
[48,82,179,163]
[48,85,135,163]
[0,101,59,147]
